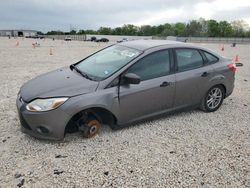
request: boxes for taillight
[227,63,237,73]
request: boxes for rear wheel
[79,118,101,138]
[200,85,225,112]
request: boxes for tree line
[46,18,250,37]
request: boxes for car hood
[20,67,99,102]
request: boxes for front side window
[176,49,204,72]
[76,45,140,80]
[127,50,170,81]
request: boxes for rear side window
[175,49,203,72]
[127,50,170,81]
[203,51,219,64]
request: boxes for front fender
[60,87,119,119]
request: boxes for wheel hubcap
[89,125,97,134]
[206,88,222,109]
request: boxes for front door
[118,49,175,124]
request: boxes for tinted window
[176,49,203,72]
[203,51,219,64]
[127,50,170,81]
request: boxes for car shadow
[112,108,202,132]
[21,107,204,143]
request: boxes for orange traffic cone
[233,55,239,62]
[16,41,19,47]
[49,48,53,55]
[221,44,224,51]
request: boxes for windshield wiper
[70,64,93,80]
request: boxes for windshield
[76,45,141,81]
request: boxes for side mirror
[123,73,141,85]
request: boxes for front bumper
[16,97,71,140]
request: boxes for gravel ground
[0,37,249,187]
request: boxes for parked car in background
[17,40,237,140]
[25,35,44,39]
[64,36,72,41]
[90,36,96,41]
[117,38,129,43]
[96,38,109,42]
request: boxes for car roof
[118,39,192,51]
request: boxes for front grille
[19,113,32,130]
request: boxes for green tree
[161,23,174,36]
[37,31,44,35]
[156,24,165,35]
[84,30,97,34]
[186,20,202,37]
[69,30,77,35]
[138,25,153,36]
[120,24,138,35]
[199,18,208,37]
[207,20,219,37]
[218,21,233,37]
[174,22,186,36]
[47,18,250,37]
[77,30,85,35]
[231,20,249,37]
[46,30,65,35]
[112,27,122,35]
[246,30,250,37]
[98,27,112,35]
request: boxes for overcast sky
[0,0,250,32]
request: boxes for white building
[0,30,38,37]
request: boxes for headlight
[26,97,68,112]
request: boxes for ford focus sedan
[16,40,236,140]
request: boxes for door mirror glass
[123,73,141,85]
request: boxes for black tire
[79,117,101,138]
[200,85,225,112]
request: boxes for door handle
[160,81,171,87]
[201,72,210,77]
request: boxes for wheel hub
[79,119,101,138]
[89,125,97,134]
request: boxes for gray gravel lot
[0,38,249,187]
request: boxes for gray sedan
[17,40,236,140]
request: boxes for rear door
[118,49,175,124]
[174,48,215,108]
